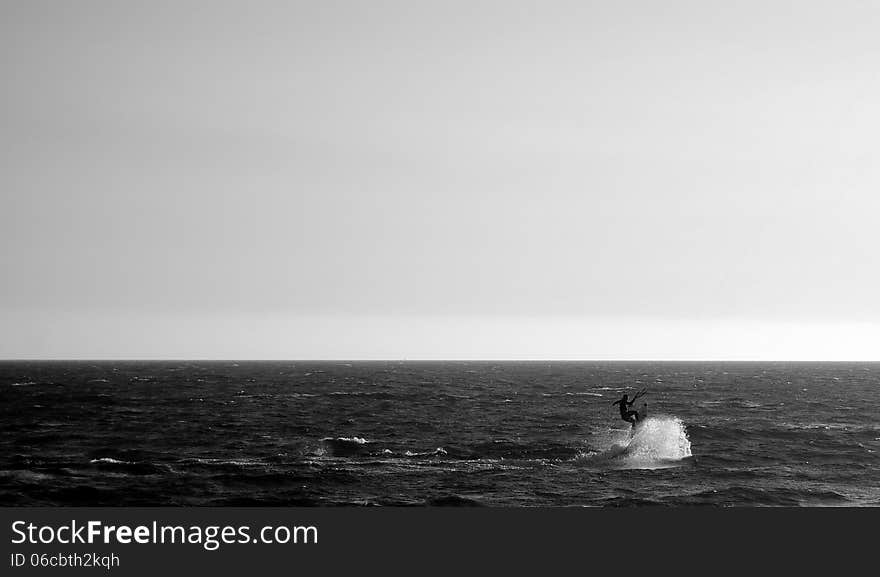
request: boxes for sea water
[1,361,877,506]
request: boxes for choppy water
[1,361,877,506]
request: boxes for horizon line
[2,358,880,363]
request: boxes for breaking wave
[318,436,370,457]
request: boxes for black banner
[0,507,872,575]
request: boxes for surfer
[612,390,646,426]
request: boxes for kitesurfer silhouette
[612,390,646,426]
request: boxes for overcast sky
[3,1,880,359]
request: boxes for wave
[88,458,173,475]
[403,448,448,457]
[318,436,370,457]
[312,438,454,461]
[782,422,879,433]
[90,457,133,465]
[0,469,54,483]
[679,486,850,506]
[322,436,368,444]
[426,495,483,506]
[184,458,269,467]
[577,416,693,470]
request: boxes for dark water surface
[1,361,877,506]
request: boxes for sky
[2,1,880,359]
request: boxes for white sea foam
[577,416,692,470]
[188,458,268,467]
[322,436,368,444]
[403,447,447,457]
[619,416,692,468]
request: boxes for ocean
[1,361,877,506]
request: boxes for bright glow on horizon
[3,311,880,361]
